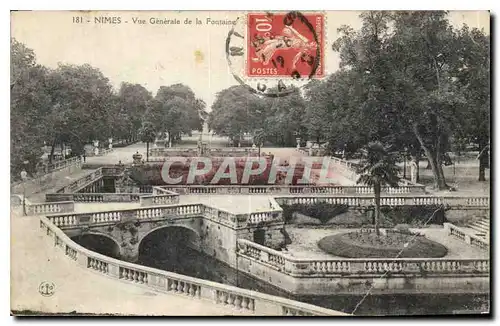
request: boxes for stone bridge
[47,200,285,266]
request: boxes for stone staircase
[466,215,490,239]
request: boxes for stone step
[468,223,488,232]
[470,219,489,228]
[473,220,490,228]
[468,224,488,235]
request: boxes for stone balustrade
[46,203,206,228]
[24,201,75,216]
[140,193,180,206]
[149,148,198,157]
[89,148,114,157]
[149,147,258,158]
[58,169,103,194]
[297,153,424,187]
[159,184,426,195]
[39,216,345,316]
[72,193,141,203]
[45,156,82,173]
[237,239,490,277]
[11,157,83,196]
[100,166,125,177]
[45,199,280,230]
[247,211,283,225]
[444,223,489,250]
[274,195,489,208]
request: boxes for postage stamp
[247,12,324,78]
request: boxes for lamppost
[20,161,29,216]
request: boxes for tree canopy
[10,38,205,178]
[208,12,489,189]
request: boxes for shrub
[318,232,448,258]
[380,205,447,226]
[281,203,349,224]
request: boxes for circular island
[318,230,448,258]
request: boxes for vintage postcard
[10,10,490,316]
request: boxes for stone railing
[444,223,489,251]
[11,158,83,196]
[140,192,180,207]
[237,239,490,277]
[149,148,198,157]
[100,166,125,177]
[203,205,247,228]
[62,193,142,203]
[39,216,345,316]
[159,185,425,195]
[44,156,82,173]
[46,203,205,229]
[149,147,258,158]
[46,200,281,230]
[89,148,114,157]
[57,168,103,194]
[274,195,490,208]
[25,201,75,216]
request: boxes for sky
[11,11,490,110]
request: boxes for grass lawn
[317,231,448,258]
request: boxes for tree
[262,86,306,147]
[388,12,466,189]
[253,128,266,156]
[208,85,264,146]
[451,25,490,181]
[44,63,117,161]
[117,82,153,142]
[357,142,400,236]
[10,39,48,176]
[330,11,482,190]
[139,122,156,162]
[145,84,205,146]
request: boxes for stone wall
[198,218,238,266]
[236,253,490,296]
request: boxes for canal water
[137,242,489,316]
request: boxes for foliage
[145,84,205,145]
[357,141,400,235]
[380,205,447,226]
[281,203,349,224]
[10,38,205,178]
[329,11,490,188]
[317,231,448,258]
[139,121,157,161]
[208,85,306,147]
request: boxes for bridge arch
[138,224,200,247]
[138,225,201,261]
[71,232,121,259]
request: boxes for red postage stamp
[247,12,324,78]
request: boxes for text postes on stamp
[247,12,324,79]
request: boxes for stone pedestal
[132,153,143,165]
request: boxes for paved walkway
[72,196,274,214]
[10,212,252,316]
[24,169,95,203]
[284,226,489,260]
[179,195,274,214]
[86,142,148,165]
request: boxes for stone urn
[132,152,143,165]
